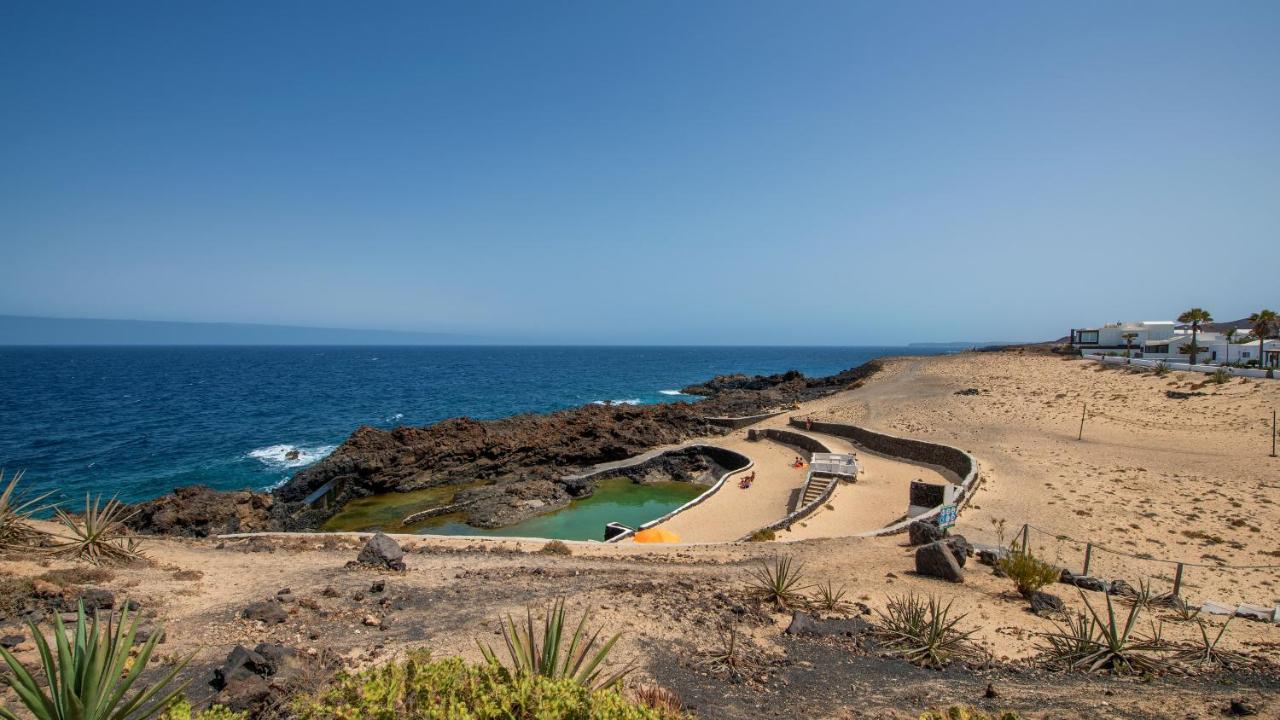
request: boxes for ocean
[0,346,946,506]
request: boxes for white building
[1071,320,1280,367]
[1069,321,1178,355]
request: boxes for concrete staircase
[800,474,836,507]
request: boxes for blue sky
[2,1,1278,344]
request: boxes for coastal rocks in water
[915,541,964,583]
[356,533,406,570]
[126,485,275,537]
[908,519,944,546]
[242,600,288,624]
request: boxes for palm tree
[1222,328,1237,364]
[1121,332,1138,361]
[1248,309,1277,368]
[1177,308,1213,365]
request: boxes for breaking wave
[590,399,643,406]
[247,443,337,470]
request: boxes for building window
[1243,351,1251,358]
[1076,331,1099,344]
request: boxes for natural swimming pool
[322,477,706,541]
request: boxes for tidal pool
[322,477,707,540]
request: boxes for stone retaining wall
[747,427,829,455]
[787,418,980,536]
[703,410,787,430]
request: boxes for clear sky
[2,1,1278,345]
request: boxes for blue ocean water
[0,346,943,505]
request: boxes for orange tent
[633,527,681,543]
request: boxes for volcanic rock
[356,533,405,570]
[126,485,274,537]
[915,541,964,583]
[242,601,288,625]
[908,520,944,546]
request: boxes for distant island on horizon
[0,315,475,346]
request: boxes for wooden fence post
[1020,523,1030,552]
[1271,410,1277,458]
[1078,403,1087,441]
[1172,563,1185,598]
[1083,543,1093,576]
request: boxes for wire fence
[1014,523,1280,608]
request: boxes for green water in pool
[322,477,706,540]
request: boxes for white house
[1071,320,1280,367]
[1069,321,1178,356]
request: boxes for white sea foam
[590,399,643,406]
[387,412,405,423]
[248,443,337,469]
[658,389,688,396]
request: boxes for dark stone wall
[792,419,974,482]
[705,411,786,429]
[748,428,829,455]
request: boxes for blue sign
[938,504,957,529]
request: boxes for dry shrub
[538,540,572,556]
[631,683,684,713]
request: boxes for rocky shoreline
[125,360,883,537]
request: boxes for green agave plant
[746,555,811,610]
[0,469,53,549]
[0,602,191,720]
[51,494,145,565]
[478,598,633,691]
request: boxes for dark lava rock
[357,533,406,570]
[908,519,944,546]
[62,587,114,612]
[944,535,972,568]
[915,541,964,583]
[1227,699,1257,716]
[253,643,306,682]
[275,588,294,603]
[213,646,271,690]
[242,601,288,625]
[954,388,982,396]
[1030,591,1066,615]
[1108,579,1134,596]
[785,611,871,637]
[984,683,999,699]
[1061,573,1107,592]
[0,634,23,649]
[976,545,1009,567]
[1166,390,1207,400]
[126,485,275,537]
[370,579,385,593]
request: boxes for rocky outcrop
[126,485,275,537]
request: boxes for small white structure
[809,452,857,477]
[1069,321,1177,355]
